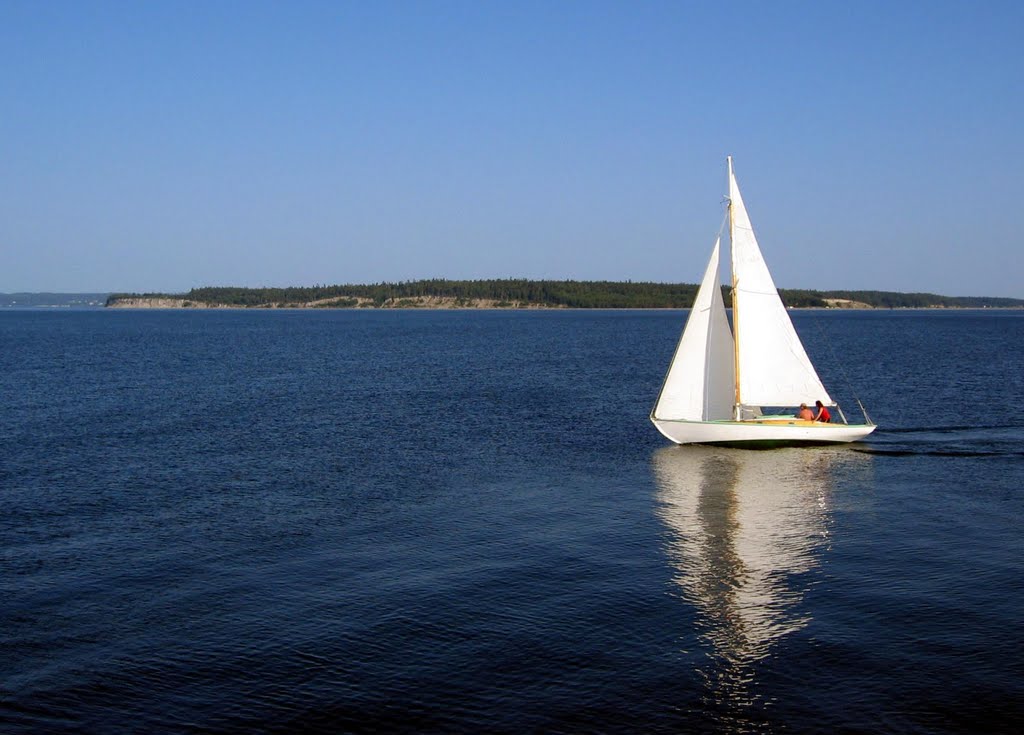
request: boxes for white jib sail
[654,237,735,421]
[728,160,833,407]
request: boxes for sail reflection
[653,445,870,708]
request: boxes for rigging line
[713,207,730,306]
[715,206,729,241]
[734,287,789,297]
[809,312,872,424]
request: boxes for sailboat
[651,157,876,446]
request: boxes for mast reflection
[652,445,869,710]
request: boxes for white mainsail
[653,237,734,421]
[728,158,833,408]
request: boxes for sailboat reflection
[652,445,870,708]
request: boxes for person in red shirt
[814,400,832,423]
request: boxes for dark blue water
[2,309,1022,733]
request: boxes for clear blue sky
[2,0,1022,296]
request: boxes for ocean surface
[2,309,1022,733]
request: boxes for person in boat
[796,403,815,420]
[814,400,832,423]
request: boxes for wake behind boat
[651,157,875,447]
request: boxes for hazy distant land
[96,281,1024,310]
[0,293,109,308]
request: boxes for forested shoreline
[105,280,1024,309]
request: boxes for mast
[728,155,741,419]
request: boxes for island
[103,281,1024,310]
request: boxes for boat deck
[739,417,843,427]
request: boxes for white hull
[651,417,876,446]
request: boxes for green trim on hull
[697,439,849,450]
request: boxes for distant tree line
[106,280,1024,309]
[812,290,1024,308]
